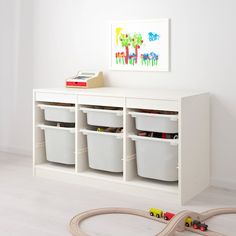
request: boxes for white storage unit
[130,135,178,181]
[81,129,123,172]
[80,107,123,127]
[33,87,210,204]
[38,104,75,123]
[129,111,178,133]
[38,124,75,165]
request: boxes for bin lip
[128,111,178,119]
[80,128,123,138]
[80,107,123,116]
[38,124,75,132]
[128,134,178,145]
[38,104,75,111]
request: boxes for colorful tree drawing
[119,33,132,64]
[131,33,143,64]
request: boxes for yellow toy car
[185,217,193,227]
[149,208,163,218]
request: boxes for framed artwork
[110,19,170,71]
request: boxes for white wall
[0,0,33,155]
[33,0,236,189]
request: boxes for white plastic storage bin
[130,135,178,181]
[80,107,123,127]
[129,111,178,133]
[81,129,123,172]
[38,124,75,165]
[38,104,75,123]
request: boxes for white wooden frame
[109,19,170,71]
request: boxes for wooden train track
[69,207,236,236]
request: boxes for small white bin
[81,129,123,172]
[130,135,178,181]
[38,124,75,165]
[38,104,75,123]
[81,107,123,127]
[129,111,178,133]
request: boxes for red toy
[163,212,175,221]
[193,220,208,231]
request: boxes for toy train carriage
[163,212,175,221]
[185,217,193,227]
[149,208,163,218]
[193,220,208,231]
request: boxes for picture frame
[110,19,170,72]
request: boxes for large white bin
[130,135,178,181]
[129,111,178,133]
[81,129,123,172]
[81,107,123,127]
[39,124,75,165]
[38,104,75,123]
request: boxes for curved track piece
[69,207,236,236]
[70,208,156,236]
[201,208,236,221]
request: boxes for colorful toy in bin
[138,131,178,139]
[96,127,123,133]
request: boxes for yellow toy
[149,208,163,218]
[185,217,192,227]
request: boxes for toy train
[149,208,208,232]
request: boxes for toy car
[164,212,175,221]
[192,220,208,231]
[149,208,163,218]
[185,217,193,227]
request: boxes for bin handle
[80,129,89,135]
[129,134,178,145]
[38,124,45,130]
[37,124,75,133]
[170,141,178,146]
[80,129,123,139]
[80,107,123,116]
[37,104,45,110]
[80,109,88,114]
[116,134,123,139]
[38,104,75,112]
[69,108,75,113]
[129,112,137,118]
[129,111,178,120]
[115,111,123,117]
[170,117,178,121]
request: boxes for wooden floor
[0,152,236,236]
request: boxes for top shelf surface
[33,87,208,101]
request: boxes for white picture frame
[110,19,170,72]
